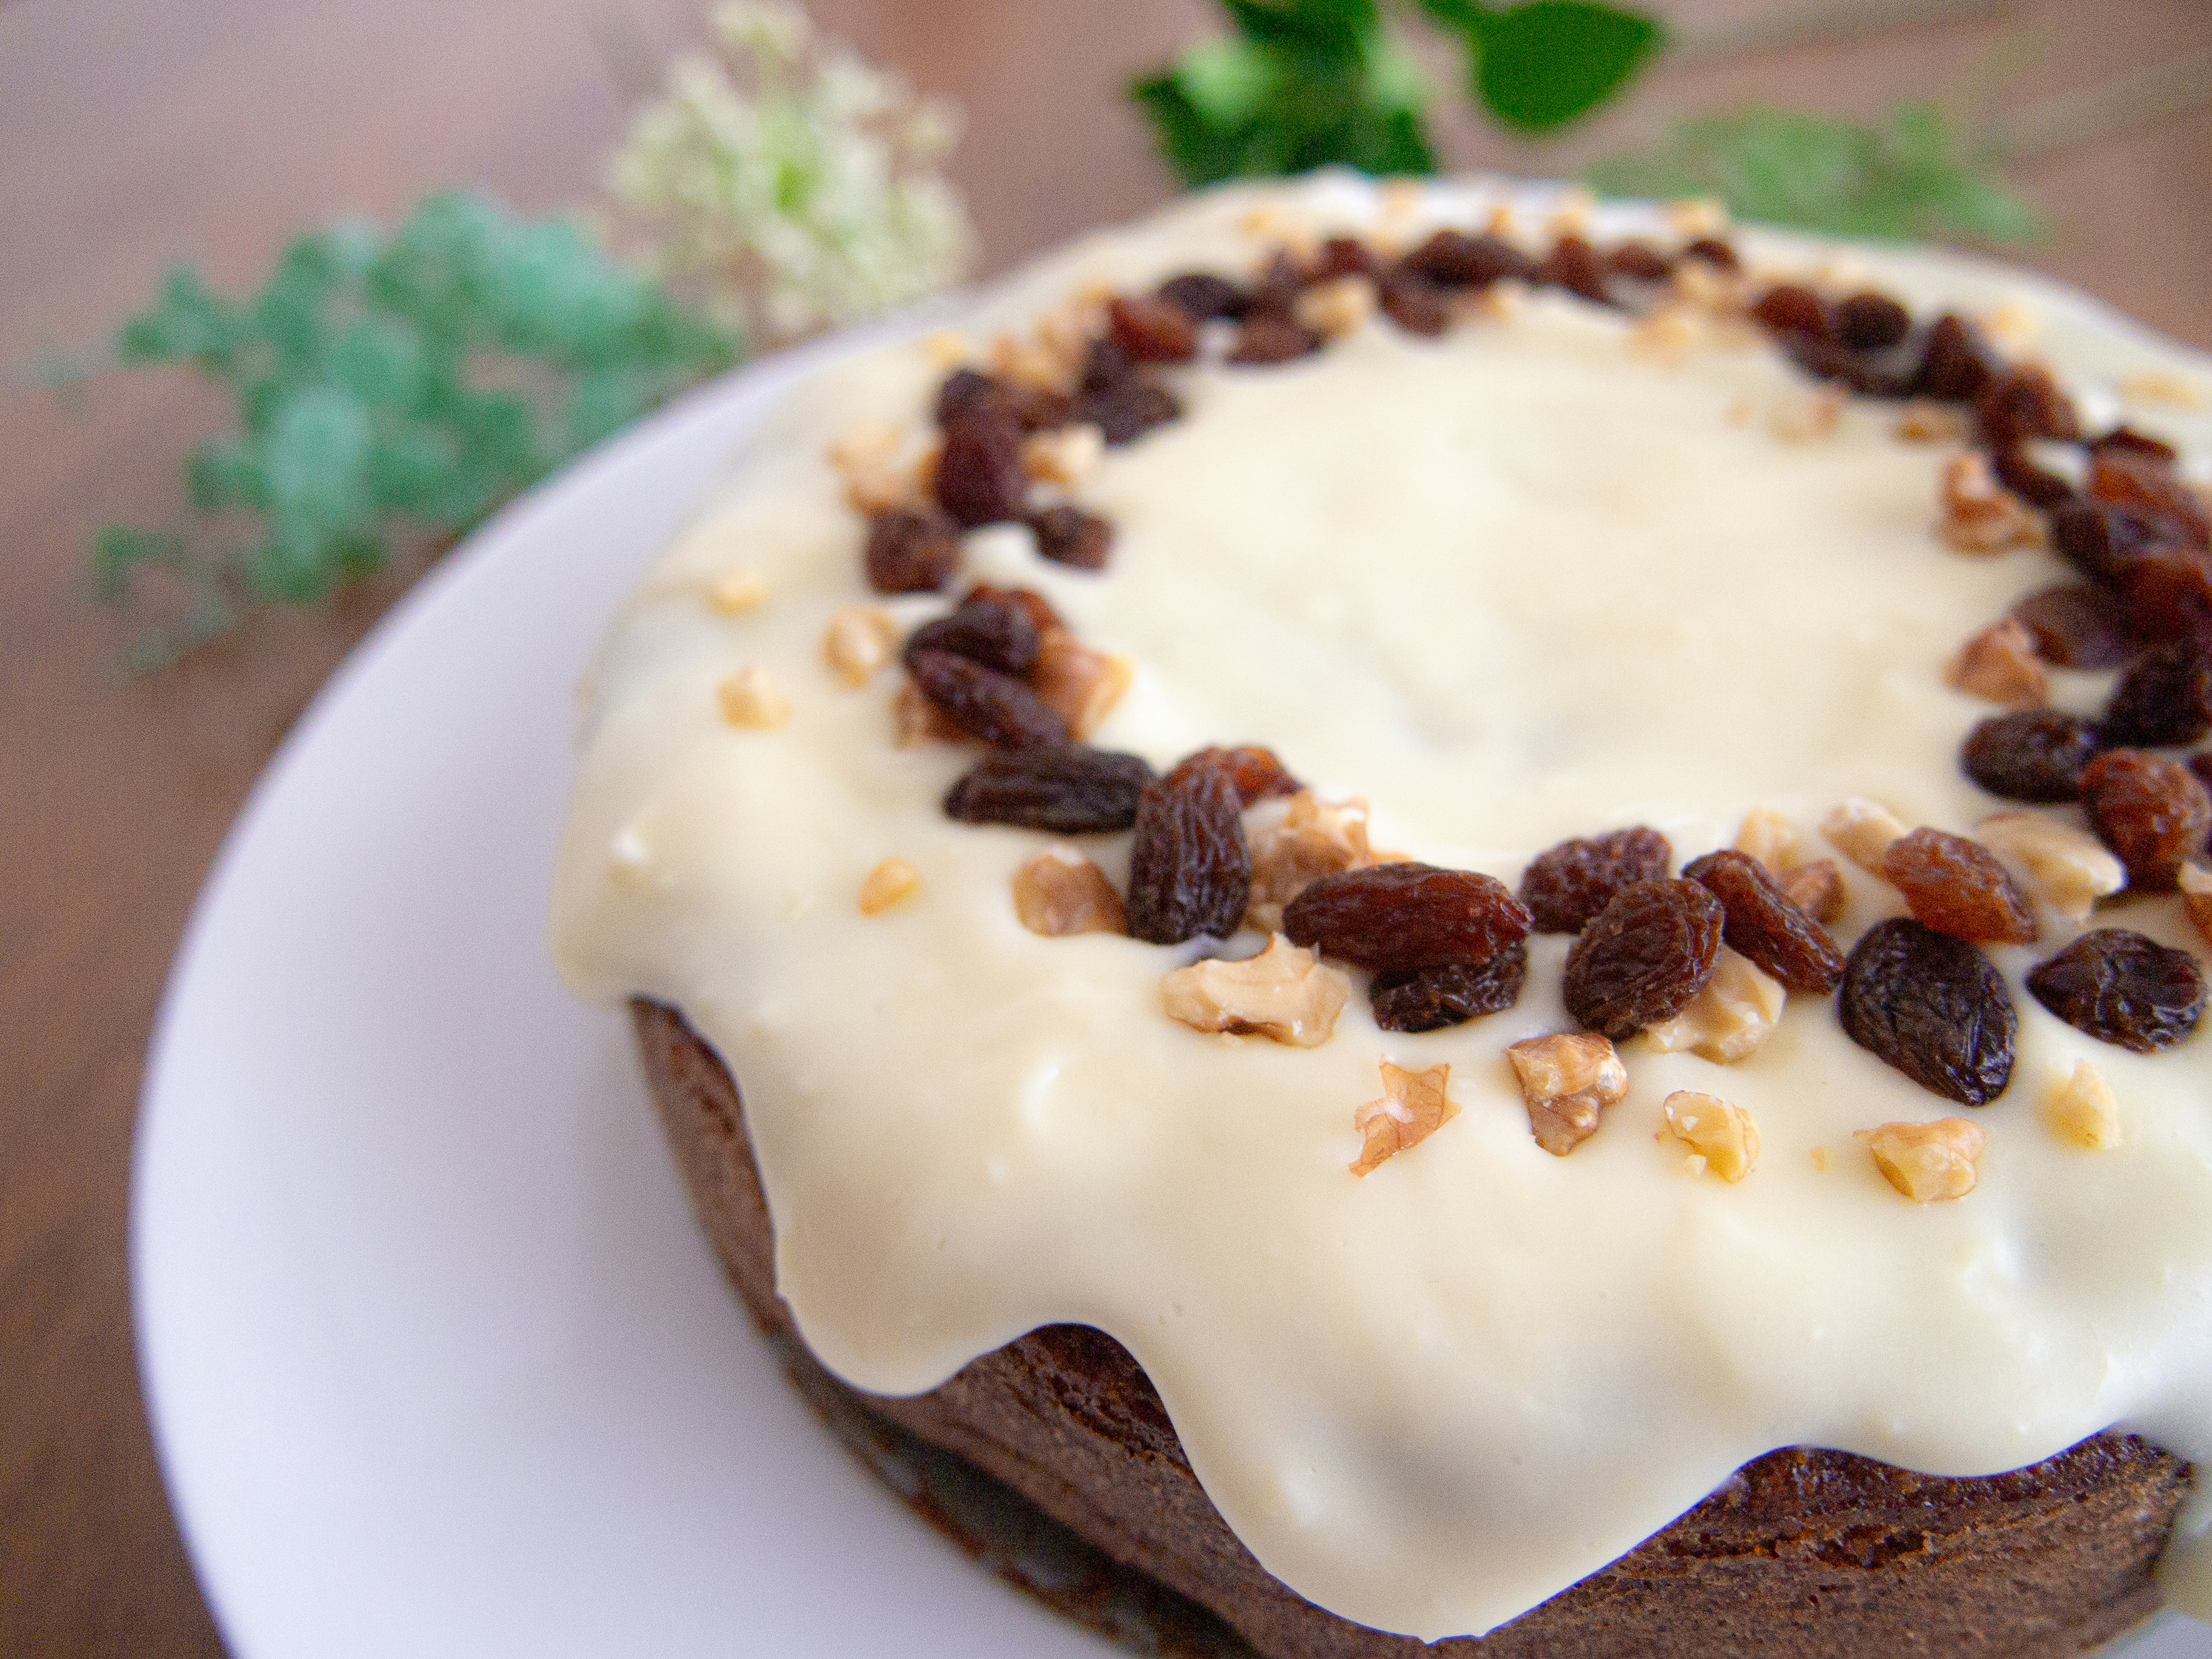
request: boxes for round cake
[551,173,2212,1655]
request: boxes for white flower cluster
[608,3,975,344]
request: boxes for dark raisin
[1310,236,1380,282]
[2091,448,2210,546]
[2103,639,2212,747]
[1840,919,2016,1105]
[934,368,1002,427]
[1916,313,1999,403]
[1284,863,1532,974]
[2027,929,2206,1052]
[1960,710,2105,802]
[1125,760,1250,944]
[2012,584,2138,670]
[1880,827,2039,945]
[2081,748,2212,889]
[864,509,960,594]
[1378,273,1452,336]
[1228,312,1322,365]
[1517,828,1672,935]
[903,594,1042,676]
[1606,241,1673,282]
[2093,426,2181,465]
[960,581,1062,634]
[2050,500,2169,586]
[943,745,1156,833]
[907,649,1069,749]
[1749,285,1831,340]
[1164,745,1300,805]
[934,404,1029,528]
[1538,236,1611,305]
[1076,378,1183,446]
[1029,505,1113,571]
[1682,237,1740,271]
[2194,753,2212,795]
[1977,365,2082,448]
[935,369,1065,433]
[1370,946,1528,1032]
[1786,334,1921,398]
[1108,294,1199,363]
[1244,249,1306,316]
[1988,444,2077,509]
[1156,271,1247,321]
[2123,547,2212,643]
[1680,849,1846,992]
[1833,291,1912,351]
[1403,230,1532,287]
[1561,879,1725,1039]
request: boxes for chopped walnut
[2179,861,2212,946]
[1666,198,1729,238]
[1976,812,2126,922]
[1946,618,2048,707]
[922,329,975,371]
[1013,847,1126,937]
[1643,947,1786,1064]
[1482,202,1525,240]
[821,606,900,688]
[1547,187,1597,238]
[1506,1033,1628,1158]
[1980,301,2039,352]
[717,665,791,730]
[1894,402,1970,444]
[1661,1090,1760,1182]
[707,570,770,615]
[1293,276,1378,339]
[1350,1060,1459,1177]
[1862,1118,1986,1202]
[1627,304,1700,363]
[1476,281,1529,323]
[892,680,965,747]
[1781,858,1847,925]
[1245,791,1381,931]
[1769,387,1845,442]
[1030,629,1132,741]
[2044,1060,2122,1151]
[1734,806,1806,873]
[858,857,923,915]
[1671,257,1747,317]
[1822,797,1908,873]
[1022,423,1104,487]
[1938,452,2041,554]
[830,421,925,514]
[2120,370,2205,410]
[1160,934,1350,1048]
[991,331,1070,393]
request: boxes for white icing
[552,176,2212,1639]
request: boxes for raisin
[1518,827,1672,934]
[2195,753,2212,796]
[2050,500,2170,586]
[934,368,1001,427]
[1960,710,2104,802]
[2081,748,2212,889]
[1750,285,1830,340]
[1880,827,2039,945]
[934,403,1029,527]
[1786,334,1919,398]
[1988,444,2076,509]
[1284,863,1532,974]
[1378,273,1452,336]
[2103,639,2212,747]
[2027,929,2206,1052]
[1680,849,1847,992]
[1108,294,1199,363]
[1156,271,1247,321]
[865,509,961,594]
[2012,584,2138,671]
[2091,448,2210,547]
[1228,313,1321,365]
[1164,745,1300,805]
[2123,547,2212,643]
[1537,236,1611,305]
[907,649,1070,749]
[1077,378,1183,446]
[1833,291,1912,351]
[903,594,1042,676]
[960,581,1062,634]
[1403,229,1532,287]
[1605,241,1673,282]
[1310,236,1380,282]
[1370,946,1528,1032]
[1125,760,1250,944]
[1245,249,1306,316]
[936,368,1065,433]
[1029,505,1113,571]
[2092,426,2181,466]
[943,745,1156,833]
[1562,879,1724,1038]
[1977,364,2082,448]
[1915,313,1999,403]
[1681,237,1740,271]
[1840,919,2016,1105]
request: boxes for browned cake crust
[632,998,2190,1658]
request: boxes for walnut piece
[1160,935,1350,1048]
[829,421,925,514]
[1666,197,1728,238]
[858,857,922,915]
[1023,423,1104,487]
[2178,861,2212,947]
[1643,947,1786,1063]
[717,666,791,730]
[707,570,769,615]
[2044,1060,2121,1151]
[1770,386,1844,442]
[1627,304,1700,364]
[1661,1090,1760,1181]
[1734,806,1806,873]
[1029,629,1132,741]
[1293,276,1378,339]
[1863,1118,1986,1202]
[1946,618,2048,707]
[1246,790,1380,931]
[1938,452,2040,553]
[1822,797,1908,873]
[892,680,966,747]
[1506,1033,1628,1158]
[1350,1061,1459,1177]
[1781,858,1847,924]
[1012,848,1126,937]
[1894,402,1969,444]
[821,606,900,688]
[1976,812,2126,922]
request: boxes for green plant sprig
[92,191,740,663]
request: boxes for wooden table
[2,1,2206,1652]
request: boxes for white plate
[133,304,2208,1658]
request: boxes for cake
[551,174,2212,1655]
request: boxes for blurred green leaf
[1461,3,1664,134]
